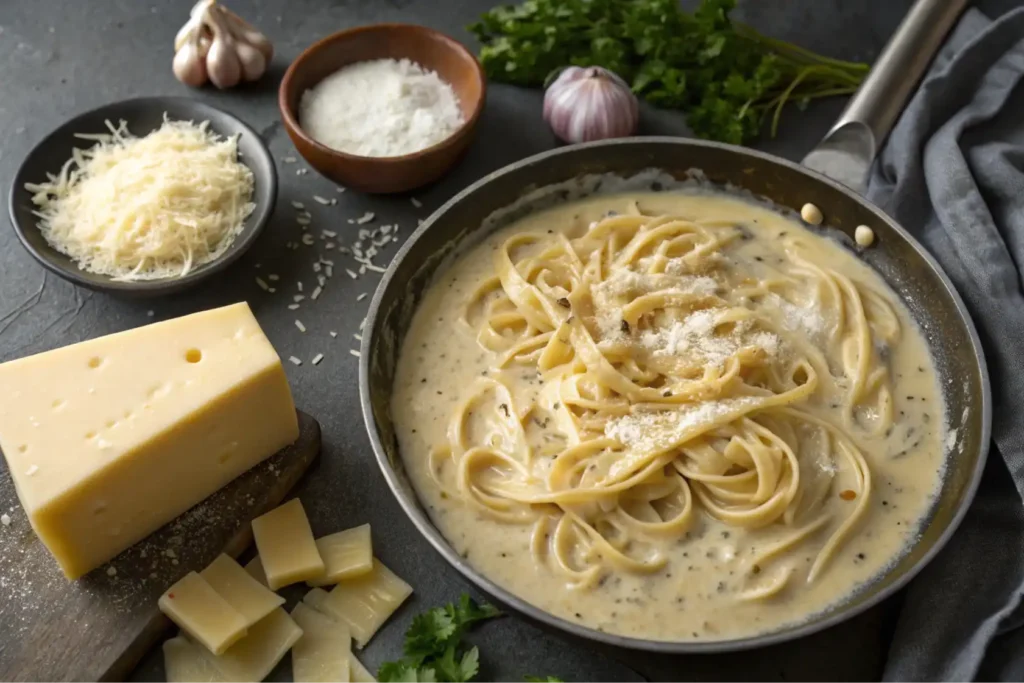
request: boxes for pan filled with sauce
[359,138,989,652]
[360,0,987,653]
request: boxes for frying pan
[360,0,989,652]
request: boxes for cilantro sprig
[378,595,502,682]
[469,0,869,145]
[378,594,567,682]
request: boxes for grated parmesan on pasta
[24,117,255,281]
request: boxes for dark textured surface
[0,0,1005,680]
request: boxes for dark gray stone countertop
[1,0,1012,680]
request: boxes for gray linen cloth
[865,6,1024,681]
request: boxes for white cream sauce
[392,192,945,641]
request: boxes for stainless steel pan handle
[802,0,969,193]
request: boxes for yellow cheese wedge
[307,524,374,586]
[197,608,303,681]
[0,302,299,579]
[349,652,377,683]
[163,636,229,683]
[291,602,352,682]
[326,559,412,647]
[158,572,249,655]
[201,554,284,627]
[251,499,325,590]
[244,556,269,587]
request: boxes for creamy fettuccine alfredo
[393,191,945,641]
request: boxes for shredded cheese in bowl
[24,117,255,281]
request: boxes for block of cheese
[159,572,249,655]
[197,608,303,681]
[291,602,352,682]
[317,559,412,647]
[251,499,325,590]
[0,302,299,578]
[201,554,284,627]
[307,524,374,587]
[349,652,377,683]
[163,636,229,683]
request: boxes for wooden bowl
[279,24,486,194]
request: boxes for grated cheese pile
[299,58,464,158]
[605,398,757,452]
[25,117,255,281]
[640,310,780,366]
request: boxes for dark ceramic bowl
[9,97,277,298]
[278,24,486,194]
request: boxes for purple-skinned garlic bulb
[543,66,640,144]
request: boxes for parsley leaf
[470,0,868,145]
[379,595,502,683]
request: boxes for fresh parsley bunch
[470,0,869,145]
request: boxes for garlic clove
[174,20,197,52]
[543,66,640,144]
[173,42,208,88]
[243,29,274,62]
[205,35,242,89]
[235,40,267,82]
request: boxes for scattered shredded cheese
[295,320,307,333]
[25,117,255,280]
[312,353,324,366]
[289,356,302,366]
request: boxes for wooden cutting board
[0,410,321,682]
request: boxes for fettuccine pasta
[393,191,945,641]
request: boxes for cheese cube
[195,608,303,681]
[291,602,352,682]
[322,559,412,647]
[159,572,249,655]
[251,499,325,590]
[0,303,299,578]
[163,636,229,683]
[307,524,374,586]
[201,554,284,627]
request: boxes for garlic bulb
[173,0,273,89]
[543,66,640,144]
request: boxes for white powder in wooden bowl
[299,58,465,158]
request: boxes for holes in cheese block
[17,444,27,453]
[105,419,116,429]
[88,357,102,369]
[185,348,203,364]
[94,502,107,516]
[85,430,97,439]
[51,399,65,410]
